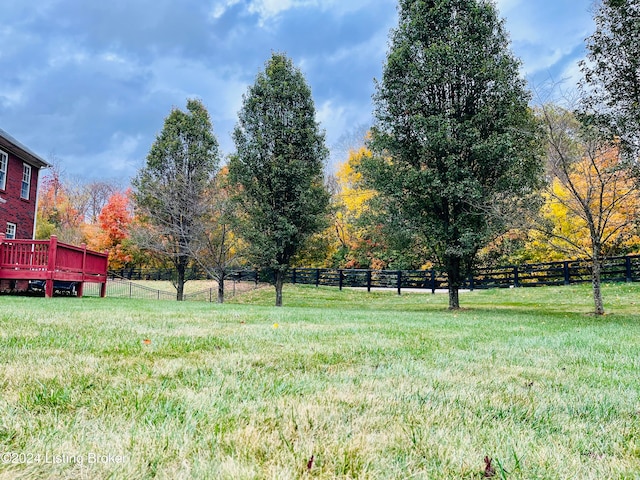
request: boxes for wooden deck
[0,234,108,297]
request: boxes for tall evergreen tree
[579,0,640,158]
[229,53,330,307]
[362,0,543,309]
[132,99,219,301]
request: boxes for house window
[0,150,7,190]
[21,163,31,200]
[6,222,16,239]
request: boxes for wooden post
[338,269,343,290]
[77,243,87,298]
[431,270,436,294]
[397,270,402,295]
[513,266,520,288]
[367,270,372,293]
[315,268,320,287]
[292,268,297,285]
[45,235,58,298]
[625,256,632,282]
[563,261,570,285]
[100,281,107,298]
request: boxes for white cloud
[248,0,294,18]
[210,0,242,19]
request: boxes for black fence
[285,254,640,293]
[99,254,640,300]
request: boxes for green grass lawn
[1,283,639,479]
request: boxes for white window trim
[21,163,31,200]
[0,149,7,191]
[6,222,16,239]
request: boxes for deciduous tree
[362,0,543,309]
[36,164,85,243]
[229,53,330,306]
[87,189,135,269]
[132,99,220,301]
[190,168,244,303]
[579,0,640,158]
[537,104,640,315]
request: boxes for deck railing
[0,234,109,297]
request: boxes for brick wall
[0,149,40,239]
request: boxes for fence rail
[83,276,254,302]
[97,254,640,301]
[286,254,640,292]
[0,234,108,297]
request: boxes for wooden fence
[286,255,640,293]
[109,254,640,295]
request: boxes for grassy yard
[0,283,639,479]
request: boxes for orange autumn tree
[87,190,135,269]
[36,165,86,243]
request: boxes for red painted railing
[0,234,108,297]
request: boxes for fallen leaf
[483,456,496,478]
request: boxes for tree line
[37,0,640,314]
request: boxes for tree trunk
[447,255,461,310]
[592,246,605,315]
[275,270,284,307]
[448,287,460,310]
[217,277,225,304]
[176,264,185,301]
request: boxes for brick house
[0,128,50,240]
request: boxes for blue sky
[0,0,594,182]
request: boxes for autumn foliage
[87,190,135,269]
[36,167,84,243]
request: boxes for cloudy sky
[0,0,594,183]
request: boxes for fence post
[431,270,436,294]
[338,269,343,290]
[563,261,570,285]
[367,270,372,293]
[513,266,520,288]
[468,273,474,291]
[292,268,297,285]
[397,270,402,295]
[316,268,320,287]
[626,256,632,282]
[254,268,259,287]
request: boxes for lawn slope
[1,283,639,479]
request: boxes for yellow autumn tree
[329,146,397,268]
[535,104,640,314]
[334,147,376,263]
